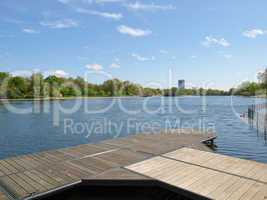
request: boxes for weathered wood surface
[0,192,9,200]
[164,148,267,184]
[126,148,267,200]
[0,129,214,200]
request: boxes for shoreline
[0,95,265,102]
[0,96,144,101]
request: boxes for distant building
[178,80,185,89]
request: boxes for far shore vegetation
[0,69,266,99]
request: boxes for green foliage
[7,76,30,99]
[163,87,227,96]
[258,69,267,86]
[0,72,10,98]
[0,71,235,99]
[234,69,267,96]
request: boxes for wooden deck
[2,128,267,200]
[126,148,267,200]
[0,129,215,200]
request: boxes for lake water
[1,96,267,163]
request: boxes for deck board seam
[122,166,212,200]
[160,155,267,185]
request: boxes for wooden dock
[0,129,215,200]
[1,129,267,199]
[1,128,267,199]
[4,128,267,199]
[127,148,267,200]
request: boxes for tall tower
[178,80,185,89]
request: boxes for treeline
[0,72,162,99]
[163,88,228,96]
[231,69,267,96]
[0,72,230,99]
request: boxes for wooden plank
[29,170,61,188]
[238,182,265,200]
[251,185,267,200]
[8,157,31,171]
[16,172,45,193]
[87,168,149,180]
[94,149,150,166]
[4,159,25,172]
[9,174,37,195]
[35,152,61,163]
[37,165,76,184]
[0,162,12,175]
[69,156,118,174]
[20,156,39,168]
[0,176,28,199]
[45,150,75,161]
[126,156,267,200]
[35,168,69,185]
[24,171,54,191]
[13,157,35,170]
[164,148,267,183]
[28,154,52,167]
[51,162,92,180]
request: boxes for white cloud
[202,36,230,47]
[191,55,197,59]
[117,25,151,37]
[86,64,103,71]
[243,29,267,38]
[131,53,155,61]
[40,19,78,29]
[126,2,176,11]
[110,63,120,68]
[54,70,69,77]
[22,28,40,34]
[76,8,123,20]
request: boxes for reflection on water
[1,96,267,163]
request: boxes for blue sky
[1,0,267,90]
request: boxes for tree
[44,76,65,97]
[74,76,86,96]
[258,68,267,84]
[258,69,267,96]
[7,76,29,98]
[0,72,10,83]
[124,81,140,96]
[45,75,65,86]
[0,72,10,98]
[102,79,123,96]
[30,73,44,98]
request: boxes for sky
[1,0,267,90]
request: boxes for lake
[0,96,267,163]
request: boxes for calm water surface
[0,96,267,163]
